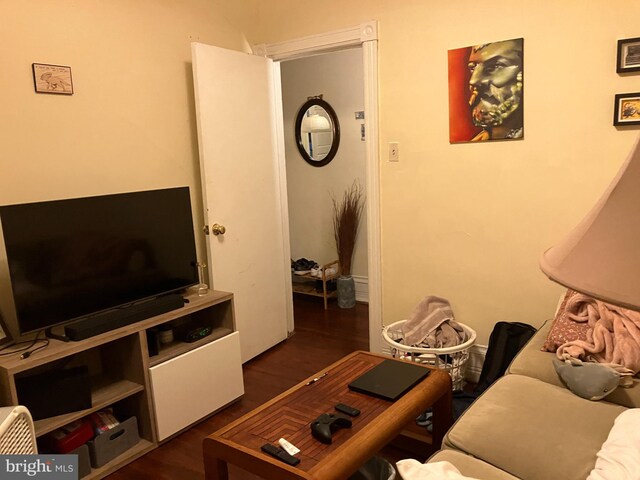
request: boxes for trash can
[348,455,396,480]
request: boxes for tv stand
[0,290,243,479]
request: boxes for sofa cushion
[508,319,640,408]
[444,375,626,480]
[507,318,567,387]
[427,450,519,480]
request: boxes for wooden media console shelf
[0,290,243,479]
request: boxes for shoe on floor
[292,258,318,274]
[416,410,433,427]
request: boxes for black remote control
[335,403,360,417]
[260,443,300,466]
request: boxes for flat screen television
[0,187,199,337]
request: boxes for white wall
[281,49,368,278]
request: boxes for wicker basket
[382,320,477,391]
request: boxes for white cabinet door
[191,43,291,363]
[149,332,243,441]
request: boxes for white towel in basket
[402,296,465,347]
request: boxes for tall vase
[337,275,356,309]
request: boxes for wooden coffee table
[203,351,452,480]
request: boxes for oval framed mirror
[294,97,340,167]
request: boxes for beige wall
[281,49,368,277]
[0,0,255,334]
[245,0,640,344]
[0,0,255,257]
[3,1,640,346]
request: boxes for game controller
[310,413,352,444]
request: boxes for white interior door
[192,43,290,362]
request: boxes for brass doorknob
[212,223,226,236]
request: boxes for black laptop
[348,359,431,401]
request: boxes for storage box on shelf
[71,444,92,479]
[291,260,339,309]
[0,290,243,479]
[88,416,140,468]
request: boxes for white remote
[278,437,300,456]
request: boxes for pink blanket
[557,293,640,374]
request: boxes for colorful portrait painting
[448,38,524,143]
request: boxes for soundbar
[63,294,185,341]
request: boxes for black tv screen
[0,187,199,335]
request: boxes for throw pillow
[541,289,590,352]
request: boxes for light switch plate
[389,142,399,162]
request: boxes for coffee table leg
[203,456,229,480]
[431,386,453,448]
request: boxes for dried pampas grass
[332,181,365,277]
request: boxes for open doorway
[280,48,368,325]
[254,21,382,353]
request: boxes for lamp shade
[540,135,640,310]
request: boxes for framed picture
[448,37,524,143]
[32,63,73,95]
[614,93,640,126]
[617,37,640,73]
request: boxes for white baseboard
[465,344,487,384]
[353,275,368,303]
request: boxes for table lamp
[540,135,640,310]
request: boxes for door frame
[253,21,383,353]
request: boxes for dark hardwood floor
[108,294,371,480]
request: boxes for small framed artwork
[32,63,73,95]
[614,93,640,126]
[617,37,640,73]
